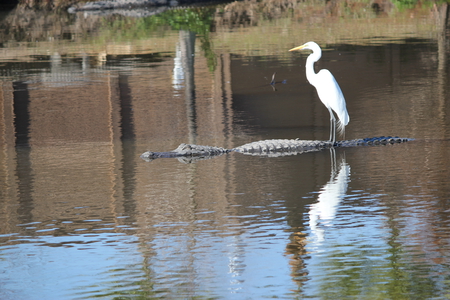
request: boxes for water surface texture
[1,3,450,299]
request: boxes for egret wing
[314,69,349,128]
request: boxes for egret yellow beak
[289,44,307,52]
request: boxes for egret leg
[328,107,336,144]
[329,147,336,177]
[332,117,336,144]
[329,117,333,142]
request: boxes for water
[1,3,450,299]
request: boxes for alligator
[140,136,413,163]
[140,143,230,163]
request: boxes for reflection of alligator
[141,136,413,163]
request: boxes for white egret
[289,41,349,143]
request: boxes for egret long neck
[306,45,322,86]
[305,55,317,85]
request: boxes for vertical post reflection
[117,74,137,221]
[436,4,449,135]
[173,29,199,281]
[177,30,198,145]
[12,81,34,224]
[214,52,234,146]
[13,81,30,147]
[0,82,20,234]
[118,75,136,141]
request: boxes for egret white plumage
[289,41,349,143]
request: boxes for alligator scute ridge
[232,139,332,157]
[141,136,413,163]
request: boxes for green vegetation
[391,0,418,10]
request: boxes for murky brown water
[1,3,450,299]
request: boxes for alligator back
[233,139,333,157]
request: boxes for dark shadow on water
[12,81,34,224]
[13,81,30,147]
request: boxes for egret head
[289,41,320,52]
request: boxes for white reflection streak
[227,235,244,293]
[172,42,184,91]
[309,150,350,246]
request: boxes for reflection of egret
[289,42,349,143]
[309,149,350,244]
